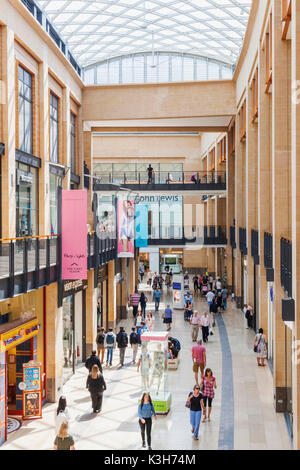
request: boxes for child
[136,311,143,328]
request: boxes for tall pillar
[272,0,292,412]
[107,260,116,329]
[258,44,272,335]
[38,62,50,234]
[86,269,97,358]
[1,26,16,238]
[62,86,71,190]
[83,131,93,227]
[291,0,300,449]
[45,283,63,403]
[226,129,235,291]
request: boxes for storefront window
[50,93,59,163]
[96,194,116,237]
[63,296,75,383]
[50,173,62,234]
[70,112,76,174]
[16,163,38,237]
[18,65,33,154]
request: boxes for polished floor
[1,283,290,450]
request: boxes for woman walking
[87,364,107,413]
[254,328,268,366]
[146,311,154,332]
[55,395,70,435]
[138,392,157,450]
[200,368,217,422]
[54,422,75,450]
[140,292,148,319]
[186,385,204,441]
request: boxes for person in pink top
[192,340,206,385]
[200,368,217,422]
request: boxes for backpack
[130,332,139,344]
[118,331,128,348]
[106,334,114,345]
[96,333,105,345]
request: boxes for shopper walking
[193,275,199,294]
[87,364,106,413]
[54,422,75,450]
[138,392,157,450]
[55,396,70,435]
[200,368,217,422]
[186,385,204,441]
[163,304,173,331]
[210,299,218,327]
[116,326,128,367]
[190,310,201,342]
[136,310,143,328]
[96,327,106,364]
[130,327,139,364]
[147,269,153,286]
[200,312,210,343]
[139,263,145,283]
[146,311,154,332]
[192,340,206,385]
[206,289,215,310]
[105,328,116,366]
[153,287,162,312]
[85,350,102,374]
[130,290,141,319]
[140,292,148,319]
[221,286,228,310]
[254,328,268,367]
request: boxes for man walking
[200,312,210,343]
[153,287,162,312]
[130,327,139,364]
[116,326,128,367]
[85,350,102,374]
[96,327,106,364]
[104,328,116,367]
[130,290,140,319]
[192,340,206,386]
[221,286,228,310]
[206,289,215,310]
[190,310,201,342]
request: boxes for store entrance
[6,338,33,416]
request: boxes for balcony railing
[93,170,226,190]
[0,233,116,301]
[146,226,227,246]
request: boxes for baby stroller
[201,284,208,297]
[184,308,193,322]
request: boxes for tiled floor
[1,283,291,450]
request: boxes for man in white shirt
[190,310,201,342]
[200,312,211,343]
[206,290,215,309]
[216,278,222,292]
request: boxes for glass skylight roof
[35,0,252,68]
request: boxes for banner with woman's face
[117,199,135,258]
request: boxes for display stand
[140,331,172,414]
[172,274,185,309]
[22,361,42,420]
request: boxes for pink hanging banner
[62,190,87,280]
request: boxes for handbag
[185,392,192,408]
[161,313,165,319]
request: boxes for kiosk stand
[172,274,185,309]
[140,331,171,414]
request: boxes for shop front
[0,317,40,446]
[62,280,87,384]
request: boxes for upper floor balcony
[93,170,226,196]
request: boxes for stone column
[45,282,63,403]
[226,130,235,292]
[291,0,300,449]
[62,86,71,190]
[85,269,97,358]
[107,260,116,329]
[272,0,292,413]
[1,26,16,238]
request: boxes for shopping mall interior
[0,0,298,452]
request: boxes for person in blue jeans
[186,385,204,441]
[153,288,162,312]
[138,392,157,450]
[104,328,116,367]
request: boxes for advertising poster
[62,190,87,280]
[23,391,42,420]
[135,205,148,248]
[117,199,135,258]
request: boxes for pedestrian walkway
[1,284,290,450]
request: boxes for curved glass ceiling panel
[35,0,252,68]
